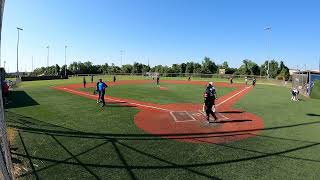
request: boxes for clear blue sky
[2,0,320,72]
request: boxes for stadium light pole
[46,45,50,67]
[16,27,23,77]
[3,60,5,71]
[64,45,67,76]
[120,50,124,67]
[264,27,272,79]
[318,56,320,72]
[31,56,33,72]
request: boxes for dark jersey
[96,82,99,90]
[204,86,216,105]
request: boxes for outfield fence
[74,72,268,80]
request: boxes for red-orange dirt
[159,86,169,91]
[54,80,264,144]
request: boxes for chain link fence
[75,72,267,80]
[0,1,14,179]
[0,68,14,180]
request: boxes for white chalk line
[61,86,250,122]
[215,86,251,107]
[170,111,197,122]
[198,110,229,121]
[62,88,172,112]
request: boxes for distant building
[289,69,299,75]
[219,69,226,74]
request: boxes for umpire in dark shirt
[204,82,218,122]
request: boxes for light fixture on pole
[264,27,272,78]
[16,27,23,77]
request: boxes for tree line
[30,56,290,80]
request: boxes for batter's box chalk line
[169,110,229,123]
[198,110,230,121]
[170,111,197,122]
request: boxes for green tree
[180,63,187,74]
[201,57,218,73]
[220,61,229,69]
[268,60,279,78]
[236,59,260,75]
[277,61,290,80]
[132,62,143,73]
[154,65,164,73]
[142,64,150,73]
[185,62,194,74]
[171,64,180,75]
[193,63,202,74]
[121,64,133,73]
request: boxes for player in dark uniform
[113,75,116,83]
[252,77,256,87]
[96,80,101,103]
[83,76,87,88]
[97,79,108,107]
[156,76,160,86]
[203,82,218,123]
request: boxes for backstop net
[310,74,320,98]
[292,73,309,94]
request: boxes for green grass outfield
[79,82,235,104]
[5,77,320,179]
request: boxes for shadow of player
[215,119,252,124]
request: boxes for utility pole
[264,27,272,78]
[318,56,320,72]
[120,50,124,67]
[16,27,23,77]
[46,45,50,67]
[64,45,67,76]
[31,56,33,72]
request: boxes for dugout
[292,71,320,98]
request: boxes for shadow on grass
[7,111,320,180]
[218,111,244,114]
[307,113,320,117]
[5,91,39,109]
[215,119,252,123]
[107,101,127,104]
[104,104,137,108]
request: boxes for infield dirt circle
[55,80,264,144]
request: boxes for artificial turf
[5,78,320,180]
[310,80,320,99]
[79,82,235,104]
